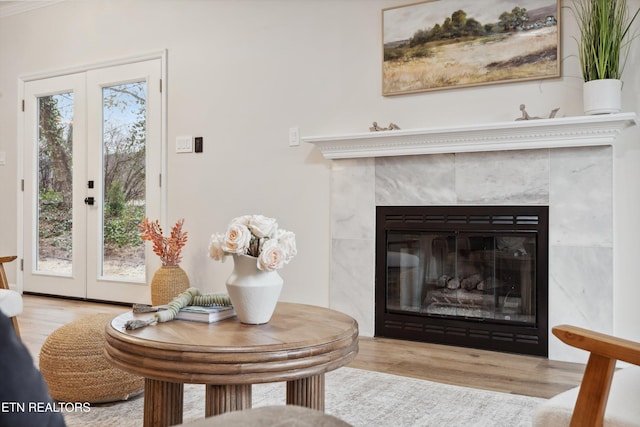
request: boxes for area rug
[63,367,545,427]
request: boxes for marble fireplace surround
[304,113,637,363]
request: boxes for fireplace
[376,205,548,356]
[304,113,636,363]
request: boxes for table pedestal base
[206,384,252,416]
[144,379,183,427]
[106,304,357,426]
[287,373,325,411]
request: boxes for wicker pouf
[39,313,144,403]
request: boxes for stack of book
[157,305,236,323]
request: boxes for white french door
[22,59,163,303]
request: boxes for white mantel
[303,113,637,159]
[312,112,637,363]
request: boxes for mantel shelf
[303,113,638,160]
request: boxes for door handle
[84,197,95,206]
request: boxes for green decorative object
[125,287,231,330]
[571,0,640,114]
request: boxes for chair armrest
[553,324,640,367]
[552,325,640,427]
[0,256,17,292]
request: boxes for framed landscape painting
[382,0,560,96]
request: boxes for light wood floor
[18,294,584,399]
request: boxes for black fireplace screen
[376,206,548,356]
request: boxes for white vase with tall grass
[571,0,639,114]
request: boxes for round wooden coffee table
[104,302,359,427]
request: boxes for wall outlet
[289,127,300,147]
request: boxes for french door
[22,59,163,303]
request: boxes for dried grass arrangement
[571,0,640,81]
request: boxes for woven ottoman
[39,313,144,403]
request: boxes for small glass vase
[225,254,283,324]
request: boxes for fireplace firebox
[375,206,548,356]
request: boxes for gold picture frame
[382,0,560,96]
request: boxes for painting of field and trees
[382,0,560,95]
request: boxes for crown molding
[0,1,62,18]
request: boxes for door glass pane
[101,81,146,280]
[37,93,74,275]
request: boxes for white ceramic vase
[583,79,622,115]
[225,254,283,324]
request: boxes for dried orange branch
[139,218,188,266]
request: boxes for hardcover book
[157,305,236,323]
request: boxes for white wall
[1,0,639,342]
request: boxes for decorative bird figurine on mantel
[516,104,560,121]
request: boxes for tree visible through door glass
[101,81,146,280]
[37,92,74,275]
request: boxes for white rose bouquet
[209,214,297,272]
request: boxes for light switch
[0,151,5,166]
[176,136,193,153]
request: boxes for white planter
[225,254,283,324]
[583,79,622,115]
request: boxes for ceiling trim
[0,1,63,19]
